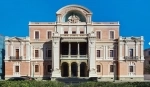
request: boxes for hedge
[0,81,150,87]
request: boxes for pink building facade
[4,5,144,81]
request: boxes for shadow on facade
[1,49,5,79]
[42,41,52,80]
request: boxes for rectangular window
[47,50,51,57]
[110,31,114,39]
[35,31,39,39]
[110,50,114,57]
[129,66,133,72]
[97,31,101,39]
[129,49,133,57]
[80,31,84,34]
[35,50,39,57]
[110,65,114,72]
[47,65,52,72]
[16,49,19,59]
[97,65,101,72]
[97,50,100,57]
[35,65,39,72]
[15,66,19,72]
[148,51,150,56]
[64,31,68,34]
[47,31,51,39]
[72,31,76,34]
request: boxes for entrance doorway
[80,62,86,77]
[61,62,69,77]
[71,62,77,77]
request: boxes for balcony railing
[61,34,87,37]
[61,55,87,59]
[124,56,138,60]
[9,56,23,60]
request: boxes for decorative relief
[63,7,88,15]
[68,14,80,23]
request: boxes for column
[77,42,80,58]
[41,46,43,59]
[30,46,33,59]
[26,42,30,60]
[135,42,138,57]
[77,26,80,34]
[119,44,122,60]
[69,63,71,77]
[141,42,144,60]
[105,46,108,59]
[68,42,71,58]
[5,42,8,59]
[125,42,128,56]
[21,42,23,59]
[78,63,80,77]
[103,45,105,59]
[84,26,86,34]
[10,42,13,56]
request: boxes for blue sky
[0,0,150,48]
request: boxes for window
[72,31,76,34]
[15,66,19,72]
[97,50,100,57]
[110,31,114,39]
[35,65,39,72]
[148,51,150,56]
[47,31,51,39]
[46,49,51,57]
[129,66,133,72]
[16,49,19,59]
[35,31,39,39]
[110,50,114,57]
[80,31,84,34]
[97,31,101,39]
[97,65,101,72]
[129,49,133,57]
[47,65,52,72]
[64,31,68,34]
[35,50,39,57]
[110,65,114,72]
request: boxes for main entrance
[61,61,87,77]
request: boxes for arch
[56,4,92,15]
[71,62,78,77]
[80,62,87,77]
[56,4,92,22]
[61,62,69,77]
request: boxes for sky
[0,0,150,49]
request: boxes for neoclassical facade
[4,5,144,81]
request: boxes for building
[0,35,5,79]
[4,5,144,81]
[144,48,150,80]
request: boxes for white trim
[109,30,115,40]
[46,30,53,39]
[128,62,136,76]
[34,30,40,39]
[34,49,40,59]
[13,62,20,77]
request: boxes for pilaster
[105,46,108,59]
[78,63,80,77]
[21,42,24,59]
[10,42,13,56]
[5,42,8,60]
[119,43,123,60]
[51,33,61,77]
[125,42,128,56]
[26,42,30,60]
[140,42,144,60]
[135,42,138,57]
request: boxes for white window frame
[34,49,40,58]
[34,64,39,73]
[109,50,114,58]
[13,62,20,77]
[46,30,52,39]
[34,30,40,39]
[13,47,20,57]
[128,62,136,76]
[109,30,115,40]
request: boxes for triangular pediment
[9,37,23,42]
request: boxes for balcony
[124,56,138,61]
[9,56,23,60]
[60,55,88,59]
